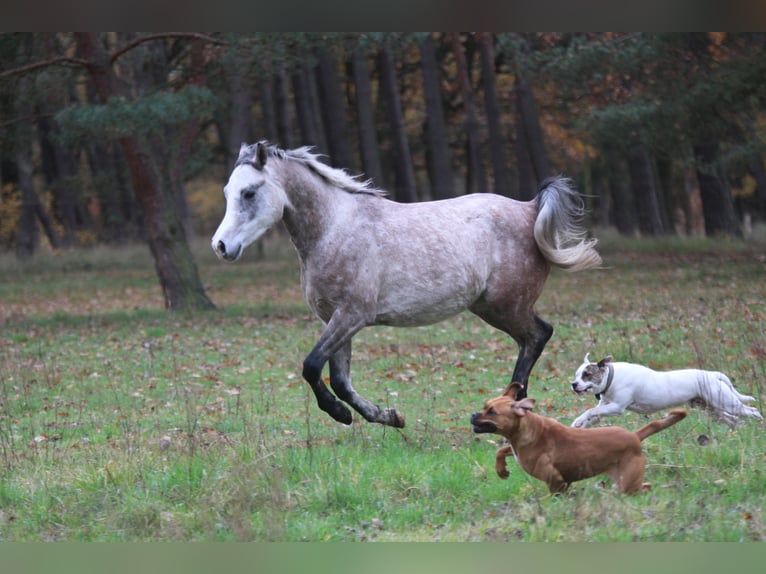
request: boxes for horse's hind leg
[510,315,554,399]
[471,304,553,399]
[329,341,405,428]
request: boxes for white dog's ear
[583,352,591,364]
[513,398,535,416]
[597,356,614,368]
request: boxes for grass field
[0,233,764,541]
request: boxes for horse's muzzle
[214,240,242,261]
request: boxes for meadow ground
[0,232,764,541]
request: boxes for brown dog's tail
[634,409,687,441]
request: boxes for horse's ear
[513,398,535,416]
[597,356,613,368]
[254,141,268,170]
[237,142,250,160]
[504,382,523,398]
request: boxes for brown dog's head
[470,383,536,436]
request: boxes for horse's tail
[533,176,602,272]
[634,409,687,441]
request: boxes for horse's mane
[238,141,386,197]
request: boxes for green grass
[0,234,764,541]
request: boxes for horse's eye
[243,189,256,201]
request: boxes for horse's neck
[280,166,343,259]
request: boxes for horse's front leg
[329,341,405,428]
[302,310,367,425]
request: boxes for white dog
[570,354,763,428]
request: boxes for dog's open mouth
[470,413,497,433]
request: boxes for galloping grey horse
[212,141,601,428]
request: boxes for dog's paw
[495,465,510,479]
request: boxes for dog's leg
[716,372,755,402]
[495,445,514,479]
[572,402,625,428]
[572,409,597,428]
[610,455,646,494]
[699,374,764,425]
[545,473,569,494]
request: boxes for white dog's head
[571,353,614,395]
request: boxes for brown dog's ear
[504,382,523,398]
[513,398,535,416]
[597,356,614,368]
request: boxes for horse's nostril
[217,240,226,255]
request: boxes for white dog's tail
[534,177,602,272]
[635,409,687,441]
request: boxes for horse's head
[212,142,290,261]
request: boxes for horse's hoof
[330,404,353,425]
[380,408,405,428]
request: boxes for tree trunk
[314,46,355,169]
[274,64,293,149]
[74,32,214,311]
[628,142,667,236]
[693,139,741,236]
[450,32,487,195]
[351,46,384,187]
[513,113,537,200]
[377,42,417,202]
[607,156,637,235]
[513,69,552,185]
[225,58,253,167]
[419,33,454,200]
[37,103,87,247]
[14,153,40,258]
[684,33,741,237]
[258,75,279,144]
[292,63,321,148]
[85,140,136,243]
[478,33,510,196]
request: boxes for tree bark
[693,139,741,236]
[351,46,384,188]
[514,70,552,185]
[274,64,293,149]
[225,57,253,167]
[14,153,40,258]
[606,155,637,235]
[628,142,667,236]
[419,33,454,200]
[450,33,487,195]
[377,42,417,202]
[479,33,510,196]
[258,74,279,144]
[37,103,87,246]
[314,46,355,169]
[292,63,320,148]
[74,32,214,311]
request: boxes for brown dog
[470,383,687,494]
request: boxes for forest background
[1,32,766,309]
